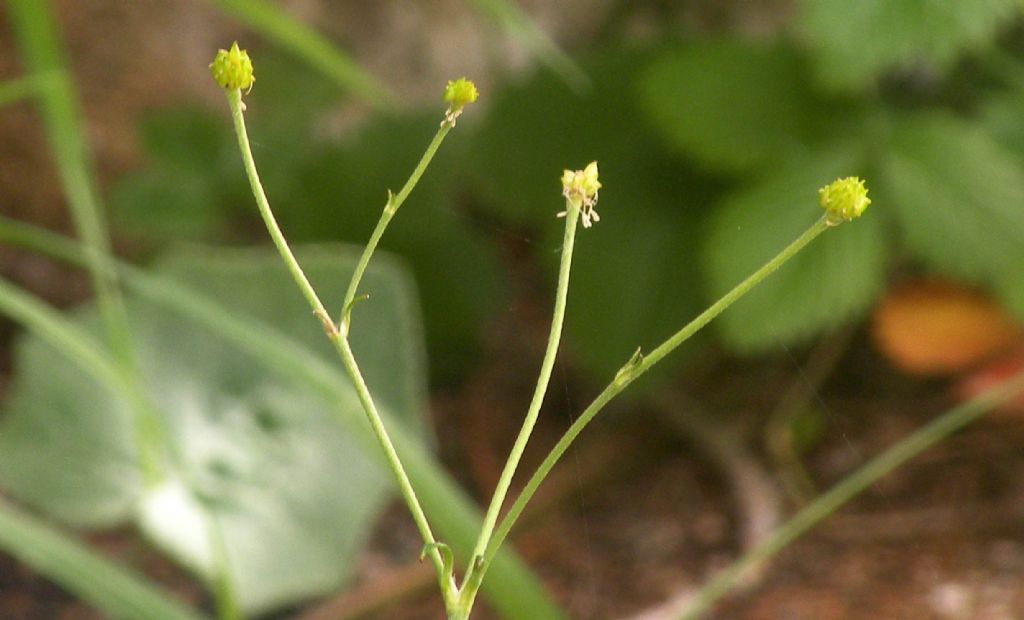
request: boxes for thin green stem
[340,122,452,332]
[333,335,451,595]
[225,89,446,584]
[477,215,833,582]
[676,369,1024,619]
[458,200,581,612]
[227,89,333,329]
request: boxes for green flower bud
[442,77,478,126]
[818,176,870,224]
[558,161,602,228]
[210,42,255,92]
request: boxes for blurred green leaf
[703,150,888,353]
[109,106,247,243]
[995,260,1024,321]
[800,0,1021,90]
[639,40,851,173]
[137,106,229,174]
[879,112,1024,283]
[0,245,429,616]
[981,88,1024,158]
[110,169,221,241]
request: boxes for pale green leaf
[0,245,428,616]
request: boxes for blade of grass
[676,369,1024,619]
[207,0,396,109]
[5,0,167,486]
[0,499,207,620]
[0,217,568,620]
[465,0,588,91]
[5,0,129,361]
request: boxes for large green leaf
[800,0,1021,90]
[0,245,429,616]
[703,151,888,353]
[879,112,1024,284]
[638,40,856,173]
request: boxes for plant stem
[477,215,833,581]
[227,90,333,328]
[225,89,446,583]
[675,369,1024,619]
[457,200,581,612]
[341,123,451,331]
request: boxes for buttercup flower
[210,42,255,92]
[558,161,602,228]
[818,176,870,225]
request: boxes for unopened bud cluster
[818,176,870,225]
[210,42,255,92]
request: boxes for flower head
[210,42,255,92]
[558,161,602,228]
[818,176,870,225]
[442,77,479,126]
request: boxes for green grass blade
[0,499,207,620]
[208,0,396,109]
[4,0,132,359]
[466,0,588,91]
[0,218,567,619]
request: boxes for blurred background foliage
[108,0,1024,389]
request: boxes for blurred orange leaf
[871,280,1021,376]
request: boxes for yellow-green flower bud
[818,176,870,224]
[558,161,602,228]
[210,42,255,92]
[442,77,478,126]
